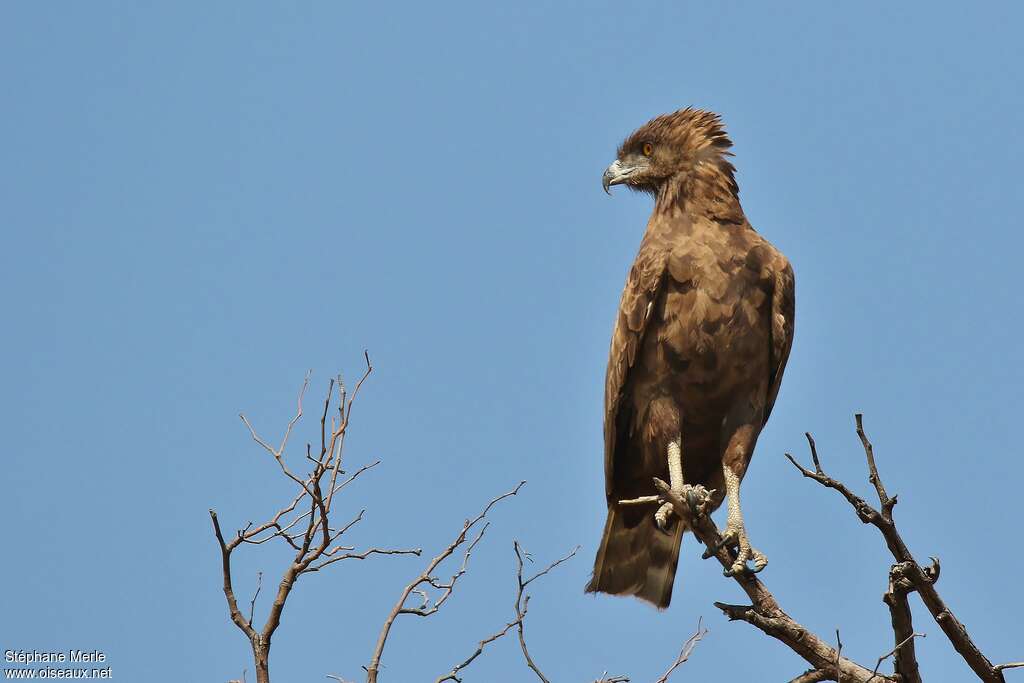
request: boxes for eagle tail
[585,504,685,609]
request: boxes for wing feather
[764,257,795,424]
[603,250,666,499]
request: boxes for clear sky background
[2,3,1022,682]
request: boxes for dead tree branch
[995,663,1024,673]
[882,562,923,683]
[512,541,581,682]
[365,482,526,683]
[653,617,708,683]
[785,414,1013,682]
[432,542,702,683]
[433,541,579,683]
[651,413,1019,683]
[866,633,926,683]
[209,362,420,683]
[433,617,521,683]
[214,368,705,683]
[215,367,1021,682]
[652,477,889,683]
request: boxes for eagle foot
[652,483,713,534]
[654,502,674,532]
[717,523,768,576]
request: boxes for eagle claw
[654,502,674,533]
[652,484,713,534]
[717,522,768,576]
[685,488,705,516]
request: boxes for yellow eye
[642,142,654,156]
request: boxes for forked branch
[651,477,888,682]
[431,540,705,683]
[365,482,526,683]
[210,364,419,683]
[786,414,1012,683]
[653,617,708,683]
[433,541,579,683]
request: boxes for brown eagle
[586,108,795,608]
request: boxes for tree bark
[253,641,269,683]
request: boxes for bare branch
[331,460,381,498]
[209,509,258,642]
[834,630,842,682]
[652,479,890,683]
[513,541,581,683]
[653,617,708,683]
[521,543,581,589]
[805,432,824,474]
[365,481,526,683]
[883,562,922,683]
[211,367,417,683]
[865,633,926,683]
[618,494,662,506]
[327,509,367,545]
[239,488,310,546]
[239,374,314,495]
[399,521,490,617]
[306,547,422,573]
[433,617,520,683]
[325,358,373,512]
[319,377,335,464]
[855,414,895,518]
[786,414,1005,682]
[247,572,262,628]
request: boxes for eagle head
[602,108,737,198]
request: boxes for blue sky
[2,2,1022,681]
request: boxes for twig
[434,617,520,683]
[307,547,422,573]
[995,662,1024,673]
[855,414,896,518]
[513,542,581,682]
[239,374,314,494]
[365,482,526,683]
[247,572,262,627]
[653,617,708,683]
[836,630,843,683]
[865,633,926,683]
[398,522,490,618]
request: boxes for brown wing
[603,246,666,499]
[764,256,795,424]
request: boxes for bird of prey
[586,108,795,608]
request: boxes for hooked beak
[602,158,644,195]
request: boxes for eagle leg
[654,438,683,531]
[619,438,713,530]
[719,464,768,576]
[653,437,708,533]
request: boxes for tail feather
[585,505,685,609]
